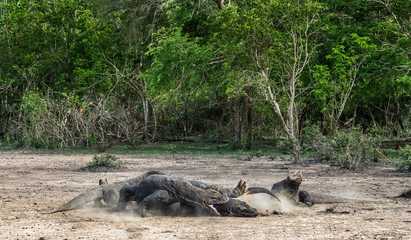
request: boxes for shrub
[303,126,378,170]
[6,91,148,149]
[87,154,122,168]
[302,125,331,157]
[395,145,411,171]
[18,92,57,148]
[331,129,377,170]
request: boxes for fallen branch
[376,149,391,163]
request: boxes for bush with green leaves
[302,125,331,158]
[395,145,411,171]
[87,154,122,168]
[303,126,378,170]
[18,92,56,148]
[331,129,378,170]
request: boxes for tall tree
[312,34,377,134]
[217,0,322,159]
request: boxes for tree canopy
[0,0,410,161]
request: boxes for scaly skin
[298,190,370,206]
[189,179,247,198]
[271,171,302,201]
[184,179,259,217]
[246,171,301,203]
[114,178,259,217]
[44,170,165,214]
[215,198,258,217]
[299,190,353,206]
[113,174,230,217]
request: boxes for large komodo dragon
[45,170,165,214]
[112,174,231,217]
[248,171,369,207]
[46,170,277,217]
[112,174,280,217]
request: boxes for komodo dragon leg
[136,190,179,218]
[110,185,139,212]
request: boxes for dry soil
[0,151,410,239]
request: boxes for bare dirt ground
[0,151,410,240]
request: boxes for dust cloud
[77,203,144,222]
[239,193,299,213]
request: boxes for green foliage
[17,92,57,148]
[0,0,409,166]
[88,154,122,168]
[303,126,379,170]
[21,92,47,123]
[143,27,214,103]
[395,145,411,171]
[312,34,377,132]
[0,0,114,99]
[331,129,378,170]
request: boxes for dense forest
[0,0,410,168]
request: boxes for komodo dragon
[246,171,302,202]
[47,171,274,217]
[112,174,230,217]
[113,177,279,217]
[44,170,165,214]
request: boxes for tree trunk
[214,0,225,10]
[244,86,253,150]
[183,100,189,137]
[142,95,150,143]
[231,96,242,149]
[298,106,308,141]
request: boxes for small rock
[272,210,283,215]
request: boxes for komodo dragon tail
[394,189,411,198]
[44,170,165,214]
[43,187,106,214]
[246,187,281,202]
[298,190,371,206]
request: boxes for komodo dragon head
[203,189,229,215]
[99,178,108,185]
[288,171,302,185]
[215,199,258,217]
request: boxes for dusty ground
[0,151,410,240]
